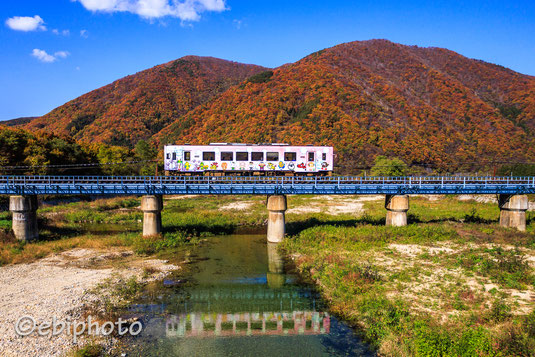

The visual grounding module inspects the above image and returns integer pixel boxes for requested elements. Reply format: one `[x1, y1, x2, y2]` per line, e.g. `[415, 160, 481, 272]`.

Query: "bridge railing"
[1, 176, 534, 195]
[2, 175, 535, 186]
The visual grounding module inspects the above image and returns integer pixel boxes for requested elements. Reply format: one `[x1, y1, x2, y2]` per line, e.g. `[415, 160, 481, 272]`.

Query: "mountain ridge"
[23, 39, 535, 173]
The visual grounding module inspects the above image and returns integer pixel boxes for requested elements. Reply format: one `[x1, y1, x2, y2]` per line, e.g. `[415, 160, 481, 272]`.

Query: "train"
[164, 143, 334, 176]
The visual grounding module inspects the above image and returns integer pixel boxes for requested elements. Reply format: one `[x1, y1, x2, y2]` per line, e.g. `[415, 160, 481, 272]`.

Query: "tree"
[134, 140, 158, 175]
[370, 155, 408, 177]
[134, 139, 157, 161]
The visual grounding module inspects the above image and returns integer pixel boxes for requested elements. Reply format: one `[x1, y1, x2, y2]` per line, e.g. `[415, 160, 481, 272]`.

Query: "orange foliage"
[23, 40, 535, 173]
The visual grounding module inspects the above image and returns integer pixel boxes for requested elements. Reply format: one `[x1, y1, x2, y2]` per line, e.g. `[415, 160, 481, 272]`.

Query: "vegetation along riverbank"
[283, 195, 535, 356]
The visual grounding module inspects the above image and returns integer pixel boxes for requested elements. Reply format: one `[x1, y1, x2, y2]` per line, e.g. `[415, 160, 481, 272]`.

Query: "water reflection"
[166, 311, 330, 337]
[124, 235, 373, 356]
[267, 242, 286, 289]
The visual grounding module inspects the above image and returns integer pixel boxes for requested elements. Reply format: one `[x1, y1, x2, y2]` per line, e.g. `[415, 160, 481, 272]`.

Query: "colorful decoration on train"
[248, 162, 254, 170]
[177, 161, 183, 170]
[307, 162, 315, 171]
[288, 163, 295, 170]
[199, 162, 209, 170]
[267, 162, 276, 170]
[258, 162, 266, 170]
[239, 162, 246, 170]
[231, 162, 236, 170]
[297, 162, 306, 169]
[210, 162, 218, 170]
[221, 162, 228, 170]
[278, 161, 285, 169]
[321, 162, 328, 170]
[184, 162, 191, 170]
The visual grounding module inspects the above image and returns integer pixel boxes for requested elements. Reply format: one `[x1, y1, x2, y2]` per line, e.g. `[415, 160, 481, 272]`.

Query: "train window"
[166, 153, 170, 160]
[203, 152, 215, 161]
[184, 151, 191, 161]
[236, 152, 248, 161]
[221, 152, 233, 161]
[284, 152, 296, 161]
[266, 152, 279, 161]
[251, 152, 264, 161]
[172, 152, 176, 160]
[322, 153, 327, 161]
[308, 152, 315, 161]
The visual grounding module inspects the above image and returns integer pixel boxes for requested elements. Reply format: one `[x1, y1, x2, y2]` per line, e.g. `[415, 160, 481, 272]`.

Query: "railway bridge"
[1, 175, 534, 242]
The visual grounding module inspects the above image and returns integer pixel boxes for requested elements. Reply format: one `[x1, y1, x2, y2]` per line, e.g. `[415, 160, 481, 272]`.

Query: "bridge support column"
[267, 195, 286, 243]
[141, 195, 163, 237]
[498, 194, 528, 231]
[385, 194, 409, 227]
[9, 195, 38, 241]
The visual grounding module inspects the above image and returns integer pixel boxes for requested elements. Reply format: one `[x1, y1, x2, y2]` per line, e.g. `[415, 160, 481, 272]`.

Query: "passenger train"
[164, 143, 334, 176]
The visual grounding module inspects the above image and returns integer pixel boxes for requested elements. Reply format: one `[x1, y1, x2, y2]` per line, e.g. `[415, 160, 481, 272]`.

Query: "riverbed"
[121, 234, 374, 356]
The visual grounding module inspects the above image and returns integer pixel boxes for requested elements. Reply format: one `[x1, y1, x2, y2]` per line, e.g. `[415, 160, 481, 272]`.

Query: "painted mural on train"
[164, 144, 334, 175]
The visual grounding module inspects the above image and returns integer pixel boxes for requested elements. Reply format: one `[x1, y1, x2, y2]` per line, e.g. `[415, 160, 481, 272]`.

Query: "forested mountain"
[156, 40, 535, 172]
[22, 40, 535, 173]
[23, 56, 266, 146]
[1, 117, 37, 126]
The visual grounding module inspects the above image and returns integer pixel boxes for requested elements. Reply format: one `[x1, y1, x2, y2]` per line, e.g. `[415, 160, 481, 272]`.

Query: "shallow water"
[124, 234, 373, 356]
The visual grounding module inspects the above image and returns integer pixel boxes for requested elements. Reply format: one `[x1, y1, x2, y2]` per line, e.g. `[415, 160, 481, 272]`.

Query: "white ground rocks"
[0, 249, 178, 357]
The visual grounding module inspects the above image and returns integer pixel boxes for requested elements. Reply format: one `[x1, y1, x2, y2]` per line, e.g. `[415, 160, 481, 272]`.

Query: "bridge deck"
[1, 175, 534, 195]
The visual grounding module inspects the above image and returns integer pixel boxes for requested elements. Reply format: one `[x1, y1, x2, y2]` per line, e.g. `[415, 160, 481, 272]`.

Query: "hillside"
[156, 40, 535, 173]
[1, 117, 37, 126]
[23, 40, 535, 173]
[24, 56, 266, 146]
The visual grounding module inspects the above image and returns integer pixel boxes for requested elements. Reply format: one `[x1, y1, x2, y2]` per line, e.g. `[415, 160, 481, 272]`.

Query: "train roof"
[165, 143, 331, 147]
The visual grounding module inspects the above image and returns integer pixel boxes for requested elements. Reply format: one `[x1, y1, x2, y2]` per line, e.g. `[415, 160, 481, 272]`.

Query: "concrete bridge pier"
[9, 195, 39, 241]
[498, 194, 528, 231]
[385, 194, 409, 227]
[267, 242, 285, 289]
[267, 195, 287, 243]
[141, 195, 163, 236]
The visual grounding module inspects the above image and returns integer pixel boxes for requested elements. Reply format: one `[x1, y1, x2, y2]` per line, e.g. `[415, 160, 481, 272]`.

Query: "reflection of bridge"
[178, 285, 319, 314]
[166, 311, 330, 338]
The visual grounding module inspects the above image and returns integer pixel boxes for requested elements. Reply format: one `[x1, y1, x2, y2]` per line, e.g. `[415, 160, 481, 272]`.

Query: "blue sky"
[1, 0, 534, 120]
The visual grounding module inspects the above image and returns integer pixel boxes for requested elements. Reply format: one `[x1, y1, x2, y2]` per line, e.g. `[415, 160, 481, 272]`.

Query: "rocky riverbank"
[0, 248, 179, 357]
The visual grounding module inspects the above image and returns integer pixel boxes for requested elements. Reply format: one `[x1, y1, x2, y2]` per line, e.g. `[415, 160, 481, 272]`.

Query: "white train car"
[164, 143, 334, 175]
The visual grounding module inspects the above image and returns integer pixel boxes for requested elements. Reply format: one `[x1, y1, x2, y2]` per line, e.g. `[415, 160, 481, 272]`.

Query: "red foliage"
[23, 40, 535, 173]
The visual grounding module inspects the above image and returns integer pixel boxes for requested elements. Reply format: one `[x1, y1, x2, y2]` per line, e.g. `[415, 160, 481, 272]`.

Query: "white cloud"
[5, 15, 46, 31]
[233, 19, 241, 30]
[52, 29, 70, 36]
[55, 51, 70, 58]
[75, 0, 227, 21]
[31, 49, 70, 63]
[80, 29, 89, 38]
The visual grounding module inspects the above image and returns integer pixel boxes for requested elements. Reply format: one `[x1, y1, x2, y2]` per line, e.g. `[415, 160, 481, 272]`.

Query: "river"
[123, 234, 373, 356]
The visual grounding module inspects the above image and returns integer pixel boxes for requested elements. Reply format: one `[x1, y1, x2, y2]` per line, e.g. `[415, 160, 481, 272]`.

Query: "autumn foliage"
[24, 56, 266, 147]
[21, 40, 535, 173]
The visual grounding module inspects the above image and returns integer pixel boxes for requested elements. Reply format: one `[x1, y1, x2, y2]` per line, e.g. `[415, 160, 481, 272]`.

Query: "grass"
[71, 344, 104, 357]
[282, 196, 535, 356]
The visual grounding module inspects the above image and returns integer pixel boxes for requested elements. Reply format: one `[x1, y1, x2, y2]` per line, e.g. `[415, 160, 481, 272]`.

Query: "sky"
[1, 0, 534, 120]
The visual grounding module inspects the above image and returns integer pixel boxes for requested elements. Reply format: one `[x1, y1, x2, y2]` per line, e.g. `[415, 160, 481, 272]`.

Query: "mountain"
[24, 56, 266, 146]
[2, 117, 37, 126]
[156, 40, 535, 172]
[23, 40, 535, 173]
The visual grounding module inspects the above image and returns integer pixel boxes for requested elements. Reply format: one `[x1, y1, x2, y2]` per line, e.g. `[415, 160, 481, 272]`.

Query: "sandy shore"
[0, 248, 179, 357]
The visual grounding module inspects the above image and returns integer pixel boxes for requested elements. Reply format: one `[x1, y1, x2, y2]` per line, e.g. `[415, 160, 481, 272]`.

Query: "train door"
[181, 149, 191, 172]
